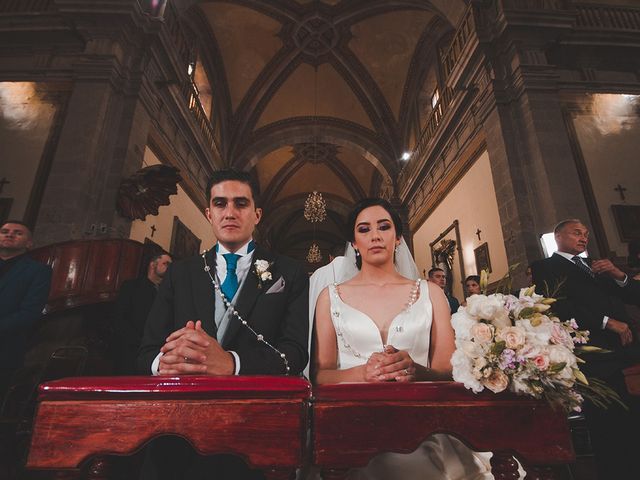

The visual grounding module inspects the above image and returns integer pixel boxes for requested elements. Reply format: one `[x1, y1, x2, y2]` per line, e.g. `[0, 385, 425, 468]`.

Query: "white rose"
[451, 350, 484, 393]
[255, 260, 269, 272]
[516, 318, 553, 347]
[451, 310, 476, 341]
[548, 345, 577, 369]
[260, 271, 272, 281]
[466, 295, 508, 324]
[547, 345, 578, 386]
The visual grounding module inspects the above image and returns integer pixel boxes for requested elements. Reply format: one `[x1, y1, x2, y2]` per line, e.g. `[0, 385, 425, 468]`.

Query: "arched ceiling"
[187, 0, 466, 268]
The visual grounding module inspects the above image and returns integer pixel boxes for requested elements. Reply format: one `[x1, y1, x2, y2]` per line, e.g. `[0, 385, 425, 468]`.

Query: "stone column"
[477, 6, 593, 284]
[34, 6, 153, 245]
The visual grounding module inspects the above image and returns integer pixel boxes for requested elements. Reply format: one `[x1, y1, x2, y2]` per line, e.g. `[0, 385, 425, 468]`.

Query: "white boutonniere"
[254, 259, 273, 288]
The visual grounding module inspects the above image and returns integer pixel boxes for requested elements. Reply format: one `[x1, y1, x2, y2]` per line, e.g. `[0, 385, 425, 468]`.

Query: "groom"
[138, 169, 309, 377]
[137, 170, 309, 479]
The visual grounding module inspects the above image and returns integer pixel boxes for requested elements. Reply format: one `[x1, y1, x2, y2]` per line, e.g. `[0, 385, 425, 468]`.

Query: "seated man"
[138, 170, 309, 480]
[532, 218, 640, 479]
[0, 221, 52, 399]
[111, 252, 172, 375]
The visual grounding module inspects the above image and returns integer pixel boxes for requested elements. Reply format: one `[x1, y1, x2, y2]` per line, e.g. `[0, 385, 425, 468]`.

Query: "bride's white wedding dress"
[327, 279, 494, 480]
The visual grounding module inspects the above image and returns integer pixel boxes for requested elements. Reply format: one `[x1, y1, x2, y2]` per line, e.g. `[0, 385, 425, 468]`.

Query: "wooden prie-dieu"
[26, 376, 311, 480]
[27, 376, 574, 479]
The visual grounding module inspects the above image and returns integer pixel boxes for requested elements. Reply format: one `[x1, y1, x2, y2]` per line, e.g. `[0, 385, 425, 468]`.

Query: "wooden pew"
[312, 381, 574, 479]
[27, 378, 575, 479]
[26, 376, 310, 479]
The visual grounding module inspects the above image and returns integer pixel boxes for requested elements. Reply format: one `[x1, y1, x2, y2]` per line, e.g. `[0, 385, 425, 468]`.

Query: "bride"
[311, 198, 496, 480]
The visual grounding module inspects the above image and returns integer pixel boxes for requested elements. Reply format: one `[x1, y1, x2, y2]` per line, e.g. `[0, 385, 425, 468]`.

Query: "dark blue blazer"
[0, 255, 52, 371]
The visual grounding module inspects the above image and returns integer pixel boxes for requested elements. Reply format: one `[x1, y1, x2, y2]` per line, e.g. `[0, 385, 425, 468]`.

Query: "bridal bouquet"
[451, 286, 593, 412]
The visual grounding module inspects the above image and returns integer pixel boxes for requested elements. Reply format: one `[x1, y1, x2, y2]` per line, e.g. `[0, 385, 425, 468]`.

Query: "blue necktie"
[572, 255, 595, 279]
[221, 253, 240, 300]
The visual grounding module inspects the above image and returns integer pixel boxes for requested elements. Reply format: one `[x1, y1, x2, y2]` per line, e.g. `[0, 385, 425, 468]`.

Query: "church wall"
[0, 82, 61, 224]
[129, 146, 214, 255]
[567, 93, 640, 259]
[412, 151, 509, 301]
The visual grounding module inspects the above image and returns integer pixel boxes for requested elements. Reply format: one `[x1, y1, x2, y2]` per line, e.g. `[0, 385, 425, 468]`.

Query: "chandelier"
[306, 242, 322, 263]
[304, 190, 327, 223]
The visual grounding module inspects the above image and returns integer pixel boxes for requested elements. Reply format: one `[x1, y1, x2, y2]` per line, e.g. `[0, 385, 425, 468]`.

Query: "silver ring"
[404, 368, 410, 376]
[184, 356, 188, 362]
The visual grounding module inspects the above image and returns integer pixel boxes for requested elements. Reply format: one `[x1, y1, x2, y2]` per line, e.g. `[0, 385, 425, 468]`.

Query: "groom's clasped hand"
[365, 345, 417, 382]
[159, 320, 234, 375]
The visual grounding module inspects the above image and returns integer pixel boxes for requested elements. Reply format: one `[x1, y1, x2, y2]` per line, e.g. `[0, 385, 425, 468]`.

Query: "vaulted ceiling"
[185, 0, 468, 265]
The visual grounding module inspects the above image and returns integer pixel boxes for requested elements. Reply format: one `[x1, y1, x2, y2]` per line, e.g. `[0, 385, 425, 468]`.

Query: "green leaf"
[548, 362, 567, 374]
[490, 340, 506, 355]
[519, 307, 536, 319]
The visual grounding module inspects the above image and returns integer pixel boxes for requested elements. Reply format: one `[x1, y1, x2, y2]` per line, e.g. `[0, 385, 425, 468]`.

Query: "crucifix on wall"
[150, 225, 157, 238]
[475, 228, 482, 241]
[614, 184, 627, 202]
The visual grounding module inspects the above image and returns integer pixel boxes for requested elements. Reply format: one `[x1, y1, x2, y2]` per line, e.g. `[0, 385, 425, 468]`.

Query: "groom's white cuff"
[151, 352, 161, 375]
[229, 351, 241, 374]
[151, 351, 240, 375]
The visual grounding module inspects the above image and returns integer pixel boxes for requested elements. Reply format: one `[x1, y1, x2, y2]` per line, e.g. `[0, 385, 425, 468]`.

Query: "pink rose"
[550, 323, 573, 349]
[483, 370, 509, 393]
[498, 326, 526, 350]
[533, 354, 549, 371]
[471, 323, 494, 343]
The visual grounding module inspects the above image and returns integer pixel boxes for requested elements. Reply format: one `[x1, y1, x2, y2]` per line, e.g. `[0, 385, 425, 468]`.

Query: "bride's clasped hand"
[364, 345, 417, 382]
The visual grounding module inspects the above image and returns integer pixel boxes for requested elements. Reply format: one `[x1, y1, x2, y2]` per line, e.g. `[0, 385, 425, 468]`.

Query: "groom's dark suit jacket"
[137, 245, 309, 375]
[532, 253, 640, 359]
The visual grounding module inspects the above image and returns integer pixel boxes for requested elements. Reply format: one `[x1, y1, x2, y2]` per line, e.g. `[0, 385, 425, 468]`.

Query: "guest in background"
[112, 252, 172, 375]
[461, 275, 481, 307]
[531, 218, 640, 479]
[428, 267, 460, 313]
[464, 275, 481, 296]
[0, 221, 51, 399]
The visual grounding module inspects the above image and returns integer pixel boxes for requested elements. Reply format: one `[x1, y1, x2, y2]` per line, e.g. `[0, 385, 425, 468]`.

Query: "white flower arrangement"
[253, 259, 273, 287]
[451, 285, 594, 412]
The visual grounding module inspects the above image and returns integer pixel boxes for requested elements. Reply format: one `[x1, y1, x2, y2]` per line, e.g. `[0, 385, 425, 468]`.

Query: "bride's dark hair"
[346, 198, 403, 242]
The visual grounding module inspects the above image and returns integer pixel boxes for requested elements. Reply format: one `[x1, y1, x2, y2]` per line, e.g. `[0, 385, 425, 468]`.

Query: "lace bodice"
[329, 279, 432, 370]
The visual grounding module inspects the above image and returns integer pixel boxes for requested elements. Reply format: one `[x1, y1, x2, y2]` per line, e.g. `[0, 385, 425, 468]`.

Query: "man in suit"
[0, 221, 52, 399]
[532, 218, 640, 479]
[138, 170, 308, 479]
[428, 267, 460, 313]
[112, 252, 172, 375]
